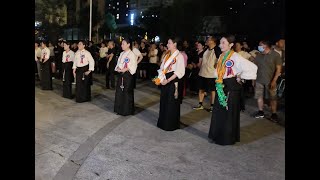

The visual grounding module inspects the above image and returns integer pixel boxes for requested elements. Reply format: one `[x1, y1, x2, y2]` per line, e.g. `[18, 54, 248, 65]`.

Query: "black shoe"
[206, 106, 213, 113]
[254, 111, 264, 118]
[269, 113, 279, 123]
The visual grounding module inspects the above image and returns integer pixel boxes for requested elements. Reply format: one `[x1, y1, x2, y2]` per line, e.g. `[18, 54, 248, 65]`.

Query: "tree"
[35, 0, 66, 24]
[35, 0, 68, 42]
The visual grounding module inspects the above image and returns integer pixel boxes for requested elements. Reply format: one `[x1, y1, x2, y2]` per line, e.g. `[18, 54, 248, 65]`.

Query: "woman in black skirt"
[40, 41, 52, 90]
[62, 41, 75, 99]
[208, 35, 257, 145]
[72, 40, 95, 103]
[155, 37, 185, 131]
[114, 38, 137, 116]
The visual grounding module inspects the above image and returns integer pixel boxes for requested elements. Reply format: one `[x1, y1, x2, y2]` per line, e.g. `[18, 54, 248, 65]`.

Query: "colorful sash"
[215, 50, 234, 108]
[153, 50, 179, 85]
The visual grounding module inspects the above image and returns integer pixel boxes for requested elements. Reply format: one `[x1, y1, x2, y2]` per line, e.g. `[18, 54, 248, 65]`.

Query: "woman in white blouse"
[114, 38, 137, 116]
[40, 41, 52, 90]
[72, 40, 95, 103]
[62, 41, 75, 99]
[156, 37, 185, 131]
[208, 35, 257, 145]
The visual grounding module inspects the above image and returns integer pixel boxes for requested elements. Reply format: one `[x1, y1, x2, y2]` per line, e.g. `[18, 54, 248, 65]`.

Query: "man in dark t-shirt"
[253, 40, 282, 122]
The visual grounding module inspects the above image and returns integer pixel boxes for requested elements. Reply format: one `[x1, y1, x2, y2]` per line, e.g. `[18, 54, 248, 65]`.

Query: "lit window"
[109, 4, 111, 6]
[126, 5, 129, 8]
[152, 15, 154, 17]
[117, 8, 119, 10]
[126, 14, 128, 16]
[142, 15, 144, 18]
[230, 7, 232, 10]
[155, 15, 157, 17]
[117, 2, 119, 5]
[140, 11, 142, 14]
[243, 3, 246, 5]
[272, 1, 275, 4]
[113, 7, 115, 9]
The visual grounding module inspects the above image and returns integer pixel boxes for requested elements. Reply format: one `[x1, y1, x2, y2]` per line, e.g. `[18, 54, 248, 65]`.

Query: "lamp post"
[89, 0, 92, 41]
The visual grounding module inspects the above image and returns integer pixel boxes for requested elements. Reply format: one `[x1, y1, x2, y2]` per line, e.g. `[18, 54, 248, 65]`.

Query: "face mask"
[258, 46, 265, 52]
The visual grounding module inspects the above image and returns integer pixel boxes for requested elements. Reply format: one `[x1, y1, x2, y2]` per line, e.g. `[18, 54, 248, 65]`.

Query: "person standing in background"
[40, 41, 53, 90]
[35, 42, 42, 80]
[62, 41, 75, 99]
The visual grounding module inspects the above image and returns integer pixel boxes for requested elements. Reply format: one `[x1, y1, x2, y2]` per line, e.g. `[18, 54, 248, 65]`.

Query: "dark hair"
[41, 40, 48, 46]
[198, 41, 205, 47]
[134, 39, 141, 45]
[260, 40, 272, 48]
[223, 34, 236, 44]
[207, 36, 218, 44]
[63, 41, 72, 46]
[274, 38, 285, 45]
[101, 41, 107, 46]
[177, 43, 183, 51]
[78, 40, 87, 46]
[168, 36, 181, 47]
[122, 37, 132, 49]
[233, 41, 242, 51]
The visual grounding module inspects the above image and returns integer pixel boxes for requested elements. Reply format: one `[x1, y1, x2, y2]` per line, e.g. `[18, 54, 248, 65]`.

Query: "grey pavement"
[35, 74, 285, 180]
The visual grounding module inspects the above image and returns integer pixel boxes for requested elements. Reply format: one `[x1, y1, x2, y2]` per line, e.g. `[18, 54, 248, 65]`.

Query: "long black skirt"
[62, 62, 73, 99]
[208, 77, 242, 145]
[40, 60, 53, 90]
[75, 65, 91, 103]
[157, 72, 180, 131]
[114, 71, 135, 116]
